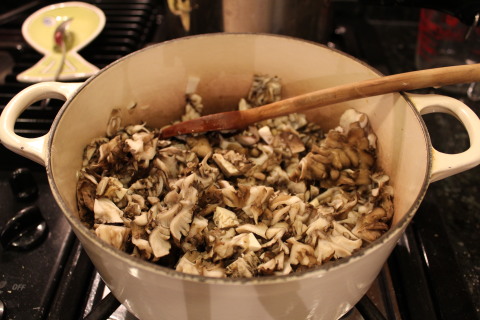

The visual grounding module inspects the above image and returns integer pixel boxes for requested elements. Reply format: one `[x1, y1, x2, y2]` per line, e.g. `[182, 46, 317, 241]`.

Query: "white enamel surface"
[0, 82, 81, 164]
[2, 34, 480, 320]
[407, 93, 480, 182]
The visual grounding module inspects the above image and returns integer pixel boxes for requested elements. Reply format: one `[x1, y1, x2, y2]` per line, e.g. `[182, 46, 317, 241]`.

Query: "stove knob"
[0, 206, 48, 250]
[9, 168, 38, 202]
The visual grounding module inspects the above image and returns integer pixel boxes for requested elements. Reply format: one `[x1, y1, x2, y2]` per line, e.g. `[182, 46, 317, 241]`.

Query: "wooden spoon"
[160, 63, 480, 138]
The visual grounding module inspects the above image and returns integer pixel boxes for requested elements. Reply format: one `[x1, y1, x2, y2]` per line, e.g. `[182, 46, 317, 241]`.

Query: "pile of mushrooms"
[76, 75, 394, 278]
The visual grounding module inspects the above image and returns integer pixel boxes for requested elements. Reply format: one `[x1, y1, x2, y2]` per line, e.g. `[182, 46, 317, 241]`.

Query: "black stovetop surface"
[0, 1, 479, 320]
[343, 5, 480, 319]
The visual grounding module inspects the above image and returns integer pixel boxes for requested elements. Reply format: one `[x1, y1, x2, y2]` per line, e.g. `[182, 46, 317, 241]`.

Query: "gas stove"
[0, 1, 479, 320]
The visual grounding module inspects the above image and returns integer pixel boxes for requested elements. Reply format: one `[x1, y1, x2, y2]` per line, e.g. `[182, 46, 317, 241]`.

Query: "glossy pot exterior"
[2, 34, 480, 320]
[165, 0, 332, 44]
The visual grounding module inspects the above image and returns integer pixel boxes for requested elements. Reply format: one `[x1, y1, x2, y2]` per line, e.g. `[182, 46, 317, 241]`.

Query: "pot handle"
[407, 93, 480, 182]
[0, 82, 82, 166]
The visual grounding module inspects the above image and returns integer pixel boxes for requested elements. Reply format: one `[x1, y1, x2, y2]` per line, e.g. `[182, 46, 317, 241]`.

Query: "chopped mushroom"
[226, 251, 260, 278]
[213, 207, 240, 229]
[93, 198, 124, 223]
[149, 225, 171, 259]
[77, 74, 394, 278]
[95, 225, 130, 250]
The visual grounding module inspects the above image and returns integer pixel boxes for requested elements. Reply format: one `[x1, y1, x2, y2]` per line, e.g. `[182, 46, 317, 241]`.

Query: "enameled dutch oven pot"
[1, 34, 480, 320]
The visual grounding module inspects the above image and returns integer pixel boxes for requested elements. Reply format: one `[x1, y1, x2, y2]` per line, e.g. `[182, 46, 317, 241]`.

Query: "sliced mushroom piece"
[258, 252, 285, 274]
[225, 251, 260, 278]
[129, 169, 167, 199]
[288, 201, 308, 224]
[330, 236, 362, 259]
[235, 223, 268, 238]
[257, 258, 276, 274]
[93, 198, 124, 223]
[329, 221, 362, 258]
[187, 215, 209, 238]
[351, 207, 390, 242]
[314, 239, 335, 263]
[269, 193, 300, 210]
[269, 194, 306, 223]
[236, 126, 260, 146]
[156, 146, 197, 179]
[250, 144, 274, 167]
[76, 173, 97, 218]
[242, 185, 274, 223]
[125, 137, 143, 155]
[134, 212, 149, 226]
[309, 187, 357, 215]
[196, 153, 220, 188]
[265, 222, 289, 240]
[270, 205, 291, 226]
[125, 122, 149, 135]
[95, 225, 130, 250]
[292, 219, 307, 239]
[292, 152, 328, 181]
[149, 225, 171, 259]
[202, 264, 226, 278]
[280, 130, 305, 154]
[339, 108, 368, 134]
[181, 93, 204, 122]
[266, 165, 306, 196]
[306, 215, 330, 235]
[338, 211, 361, 226]
[177, 174, 199, 201]
[258, 126, 274, 145]
[170, 202, 194, 241]
[212, 153, 241, 177]
[98, 135, 122, 164]
[246, 233, 262, 252]
[187, 136, 212, 158]
[106, 109, 122, 137]
[96, 176, 127, 202]
[287, 237, 316, 266]
[238, 98, 252, 111]
[210, 228, 237, 260]
[132, 237, 153, 259]
[371, 173, 390, 197]
[213, 207, 240, 229]
[230, 232, 262, 252]
[82, 138, 108, 165]
[125, 132, 158, 167]
[213, 150, 253, 177]
[156, 203, 180, 228]
[176, 254, 201, 275]
[123, 201, 142, 219]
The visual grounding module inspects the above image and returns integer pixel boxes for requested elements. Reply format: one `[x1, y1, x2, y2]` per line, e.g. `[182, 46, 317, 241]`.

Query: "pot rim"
[46, 33, 432, 285]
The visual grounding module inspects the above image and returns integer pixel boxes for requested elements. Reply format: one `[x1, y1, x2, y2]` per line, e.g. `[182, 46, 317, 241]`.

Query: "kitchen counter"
[331, 3, 480, 318]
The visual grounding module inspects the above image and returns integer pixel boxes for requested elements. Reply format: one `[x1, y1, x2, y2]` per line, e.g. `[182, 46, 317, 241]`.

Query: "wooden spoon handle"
[160, 63, 480, 138]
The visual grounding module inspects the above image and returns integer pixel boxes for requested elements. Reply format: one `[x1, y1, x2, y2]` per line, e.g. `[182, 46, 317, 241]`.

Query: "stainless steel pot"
[1, 33, 479, 320]
[165, 0, 333, 43]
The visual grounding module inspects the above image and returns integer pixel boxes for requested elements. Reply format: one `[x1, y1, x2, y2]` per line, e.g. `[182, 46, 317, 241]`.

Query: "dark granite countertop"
[331, 3, 480, 318]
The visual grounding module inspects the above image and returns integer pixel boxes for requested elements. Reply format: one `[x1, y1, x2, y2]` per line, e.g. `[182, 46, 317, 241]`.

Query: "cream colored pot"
[1, 34, 480, 320]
